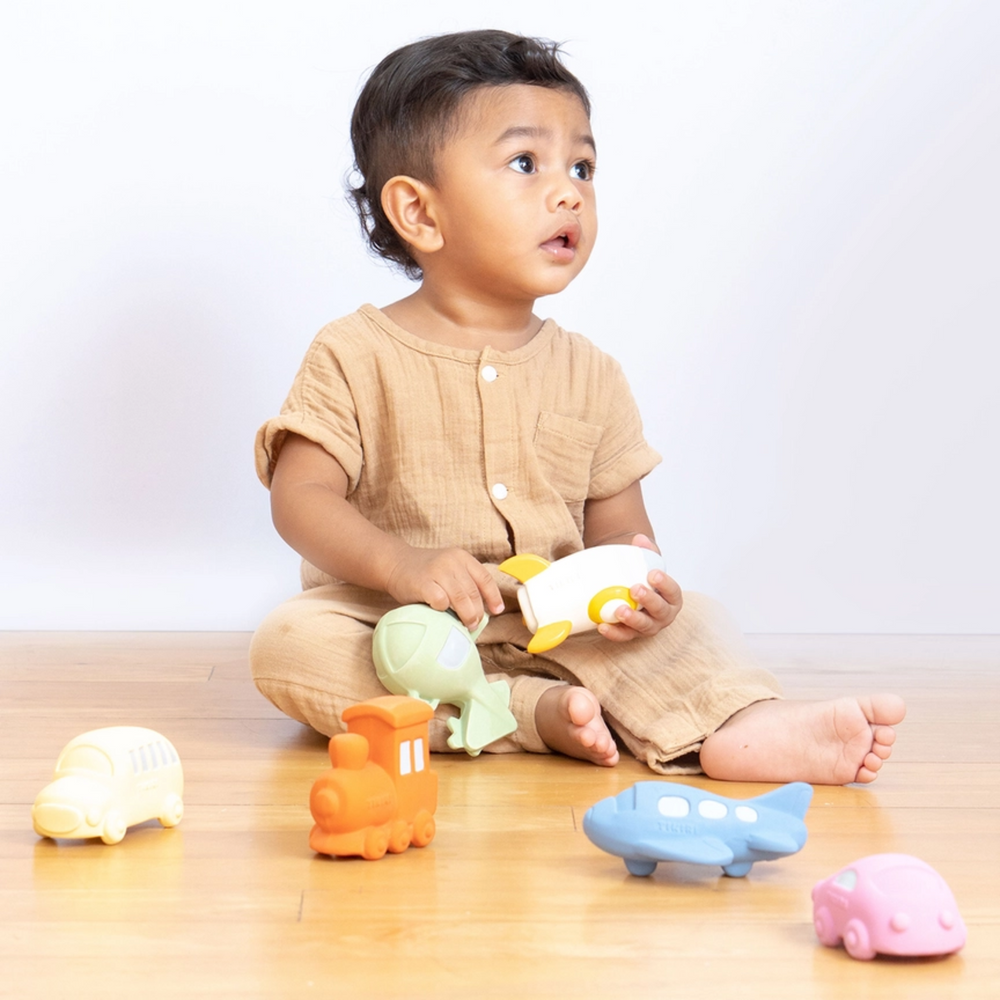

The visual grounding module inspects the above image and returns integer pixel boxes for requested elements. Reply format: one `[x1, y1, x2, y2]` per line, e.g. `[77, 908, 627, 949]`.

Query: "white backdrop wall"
[1, 0, 997, 633]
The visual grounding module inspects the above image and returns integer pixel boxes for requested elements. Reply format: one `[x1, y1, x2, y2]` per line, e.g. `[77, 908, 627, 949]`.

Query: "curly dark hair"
[348, 29, 590, 279]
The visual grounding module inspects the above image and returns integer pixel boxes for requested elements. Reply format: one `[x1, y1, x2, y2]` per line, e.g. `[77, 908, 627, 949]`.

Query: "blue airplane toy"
[582, 781, 813, 878]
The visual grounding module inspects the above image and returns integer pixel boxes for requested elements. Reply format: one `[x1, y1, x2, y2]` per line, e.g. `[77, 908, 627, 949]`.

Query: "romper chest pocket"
[533, 411, 604, 504]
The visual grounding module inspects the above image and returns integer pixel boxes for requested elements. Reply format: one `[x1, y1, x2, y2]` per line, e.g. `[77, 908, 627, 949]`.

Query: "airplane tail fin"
[753, 782, 813, 819]
[454, 685, 517, 753]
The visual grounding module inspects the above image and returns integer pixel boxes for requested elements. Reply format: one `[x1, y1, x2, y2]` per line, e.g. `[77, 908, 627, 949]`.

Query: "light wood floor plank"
[1, 632, 997, 998]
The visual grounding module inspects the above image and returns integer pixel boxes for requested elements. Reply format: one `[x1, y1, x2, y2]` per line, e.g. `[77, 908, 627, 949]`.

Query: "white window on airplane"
[414, 738, 425, 772]
[399, 740, 412, 776]
[657, 796, 690, 818]
[698, 800, 728, 820]
[735, 806, 758, 823]
[437, 627, 471, 670]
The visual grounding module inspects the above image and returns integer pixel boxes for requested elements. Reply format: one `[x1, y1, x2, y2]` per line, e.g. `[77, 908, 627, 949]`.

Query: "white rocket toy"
[499, 545, 665, 653]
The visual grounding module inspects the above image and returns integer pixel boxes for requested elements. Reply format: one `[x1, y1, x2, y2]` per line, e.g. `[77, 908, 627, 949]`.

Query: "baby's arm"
[269, 433, 504, 629]
[582, 480, 683, 641]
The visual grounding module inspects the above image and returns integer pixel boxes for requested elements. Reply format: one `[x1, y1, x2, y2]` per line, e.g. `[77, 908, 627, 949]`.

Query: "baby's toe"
[873, 724, 897, 747]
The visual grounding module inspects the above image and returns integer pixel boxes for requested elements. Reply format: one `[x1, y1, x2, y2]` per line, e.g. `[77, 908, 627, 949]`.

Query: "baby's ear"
[381, 176, 443, 256]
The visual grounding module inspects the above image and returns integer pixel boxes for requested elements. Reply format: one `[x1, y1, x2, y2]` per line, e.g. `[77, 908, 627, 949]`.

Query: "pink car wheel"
[813, 907, 839, 947]
[843, 918, 876, 960]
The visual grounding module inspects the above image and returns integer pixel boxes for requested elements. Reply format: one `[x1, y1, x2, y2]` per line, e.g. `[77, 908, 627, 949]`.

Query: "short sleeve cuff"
[588, 442, 662, 500]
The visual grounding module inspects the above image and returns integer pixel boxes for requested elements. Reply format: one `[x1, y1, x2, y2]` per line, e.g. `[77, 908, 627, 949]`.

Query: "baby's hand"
[385, 547, 505, 631]
[596, 534, 683, 643]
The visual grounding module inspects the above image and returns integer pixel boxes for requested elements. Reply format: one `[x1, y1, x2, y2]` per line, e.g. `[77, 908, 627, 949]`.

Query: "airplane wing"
[405, 689, 439, 710]
[633, 835, 734, 866]
[746, 831, 802, 854]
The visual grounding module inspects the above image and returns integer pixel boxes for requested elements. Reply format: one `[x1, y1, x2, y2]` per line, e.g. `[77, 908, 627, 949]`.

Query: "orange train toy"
[309, 696, 438, 860]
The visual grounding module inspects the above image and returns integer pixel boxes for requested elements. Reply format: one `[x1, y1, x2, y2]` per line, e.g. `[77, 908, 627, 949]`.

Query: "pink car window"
[834, 869, 858, 890]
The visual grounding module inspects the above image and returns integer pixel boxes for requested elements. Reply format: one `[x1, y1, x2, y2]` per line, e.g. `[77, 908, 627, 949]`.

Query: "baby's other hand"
[597, 534, 683, 642]
[385, 547, 505, 631]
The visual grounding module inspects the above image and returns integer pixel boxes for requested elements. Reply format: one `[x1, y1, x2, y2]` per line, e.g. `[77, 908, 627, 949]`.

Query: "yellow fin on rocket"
[527, 620, 573, 654]
[498, 553, 551, 583]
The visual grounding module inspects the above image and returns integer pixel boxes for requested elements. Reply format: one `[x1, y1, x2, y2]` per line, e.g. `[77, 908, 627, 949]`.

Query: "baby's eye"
[571, 159, 596, 181]
[509, 154, 536, 174]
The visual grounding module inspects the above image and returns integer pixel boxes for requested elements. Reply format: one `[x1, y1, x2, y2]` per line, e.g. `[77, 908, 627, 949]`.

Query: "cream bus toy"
[32, 726, 184, 844]
[499, 545, 666, 653]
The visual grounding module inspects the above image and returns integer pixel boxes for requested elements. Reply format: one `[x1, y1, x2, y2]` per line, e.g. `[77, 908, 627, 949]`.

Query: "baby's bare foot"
[535, 686, 620, 767]
[699, 694, 906, 785]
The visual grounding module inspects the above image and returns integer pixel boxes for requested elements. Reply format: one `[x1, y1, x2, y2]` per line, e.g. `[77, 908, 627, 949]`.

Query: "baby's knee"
[248, 602, 314, 728]
[248, 596, 385, 735]
[249, 599, 304, 684]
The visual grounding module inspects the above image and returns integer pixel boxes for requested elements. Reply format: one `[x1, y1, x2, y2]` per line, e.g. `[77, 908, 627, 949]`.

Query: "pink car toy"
[812, 853, 966, 959]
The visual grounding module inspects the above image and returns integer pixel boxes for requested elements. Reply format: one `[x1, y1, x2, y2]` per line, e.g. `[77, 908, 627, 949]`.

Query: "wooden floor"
[1, 632, 998, 999]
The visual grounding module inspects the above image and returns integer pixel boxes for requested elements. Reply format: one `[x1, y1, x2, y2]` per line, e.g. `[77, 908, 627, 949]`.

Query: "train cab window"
[399, 738, 428, 776]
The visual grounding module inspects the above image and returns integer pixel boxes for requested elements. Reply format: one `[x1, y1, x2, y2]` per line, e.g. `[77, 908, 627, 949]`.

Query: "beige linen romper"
[251, 306, 780, 773]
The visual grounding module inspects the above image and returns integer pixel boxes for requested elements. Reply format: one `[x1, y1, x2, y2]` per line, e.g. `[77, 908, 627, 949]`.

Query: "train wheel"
[388, 820, 411, 854]
[410, 810, 436, 848]
[362, 826, 389, 860]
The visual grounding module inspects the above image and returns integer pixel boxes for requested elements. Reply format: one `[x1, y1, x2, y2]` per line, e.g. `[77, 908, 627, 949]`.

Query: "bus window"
[59, 745, 114, 777]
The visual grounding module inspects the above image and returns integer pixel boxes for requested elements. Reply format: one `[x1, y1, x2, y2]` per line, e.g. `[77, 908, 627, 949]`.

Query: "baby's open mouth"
[542, 224, 580, 255]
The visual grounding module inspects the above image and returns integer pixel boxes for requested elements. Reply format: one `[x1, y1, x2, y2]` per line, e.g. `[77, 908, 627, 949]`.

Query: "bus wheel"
[101, 811, 127, 845]
[159, 794, 184, 827]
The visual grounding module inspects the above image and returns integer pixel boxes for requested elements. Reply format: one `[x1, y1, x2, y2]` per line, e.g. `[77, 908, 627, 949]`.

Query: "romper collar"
[359, 303, 559, 366]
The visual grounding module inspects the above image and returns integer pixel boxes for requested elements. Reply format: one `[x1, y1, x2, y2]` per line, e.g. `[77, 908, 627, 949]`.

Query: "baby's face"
[422, 84, 598, 303]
